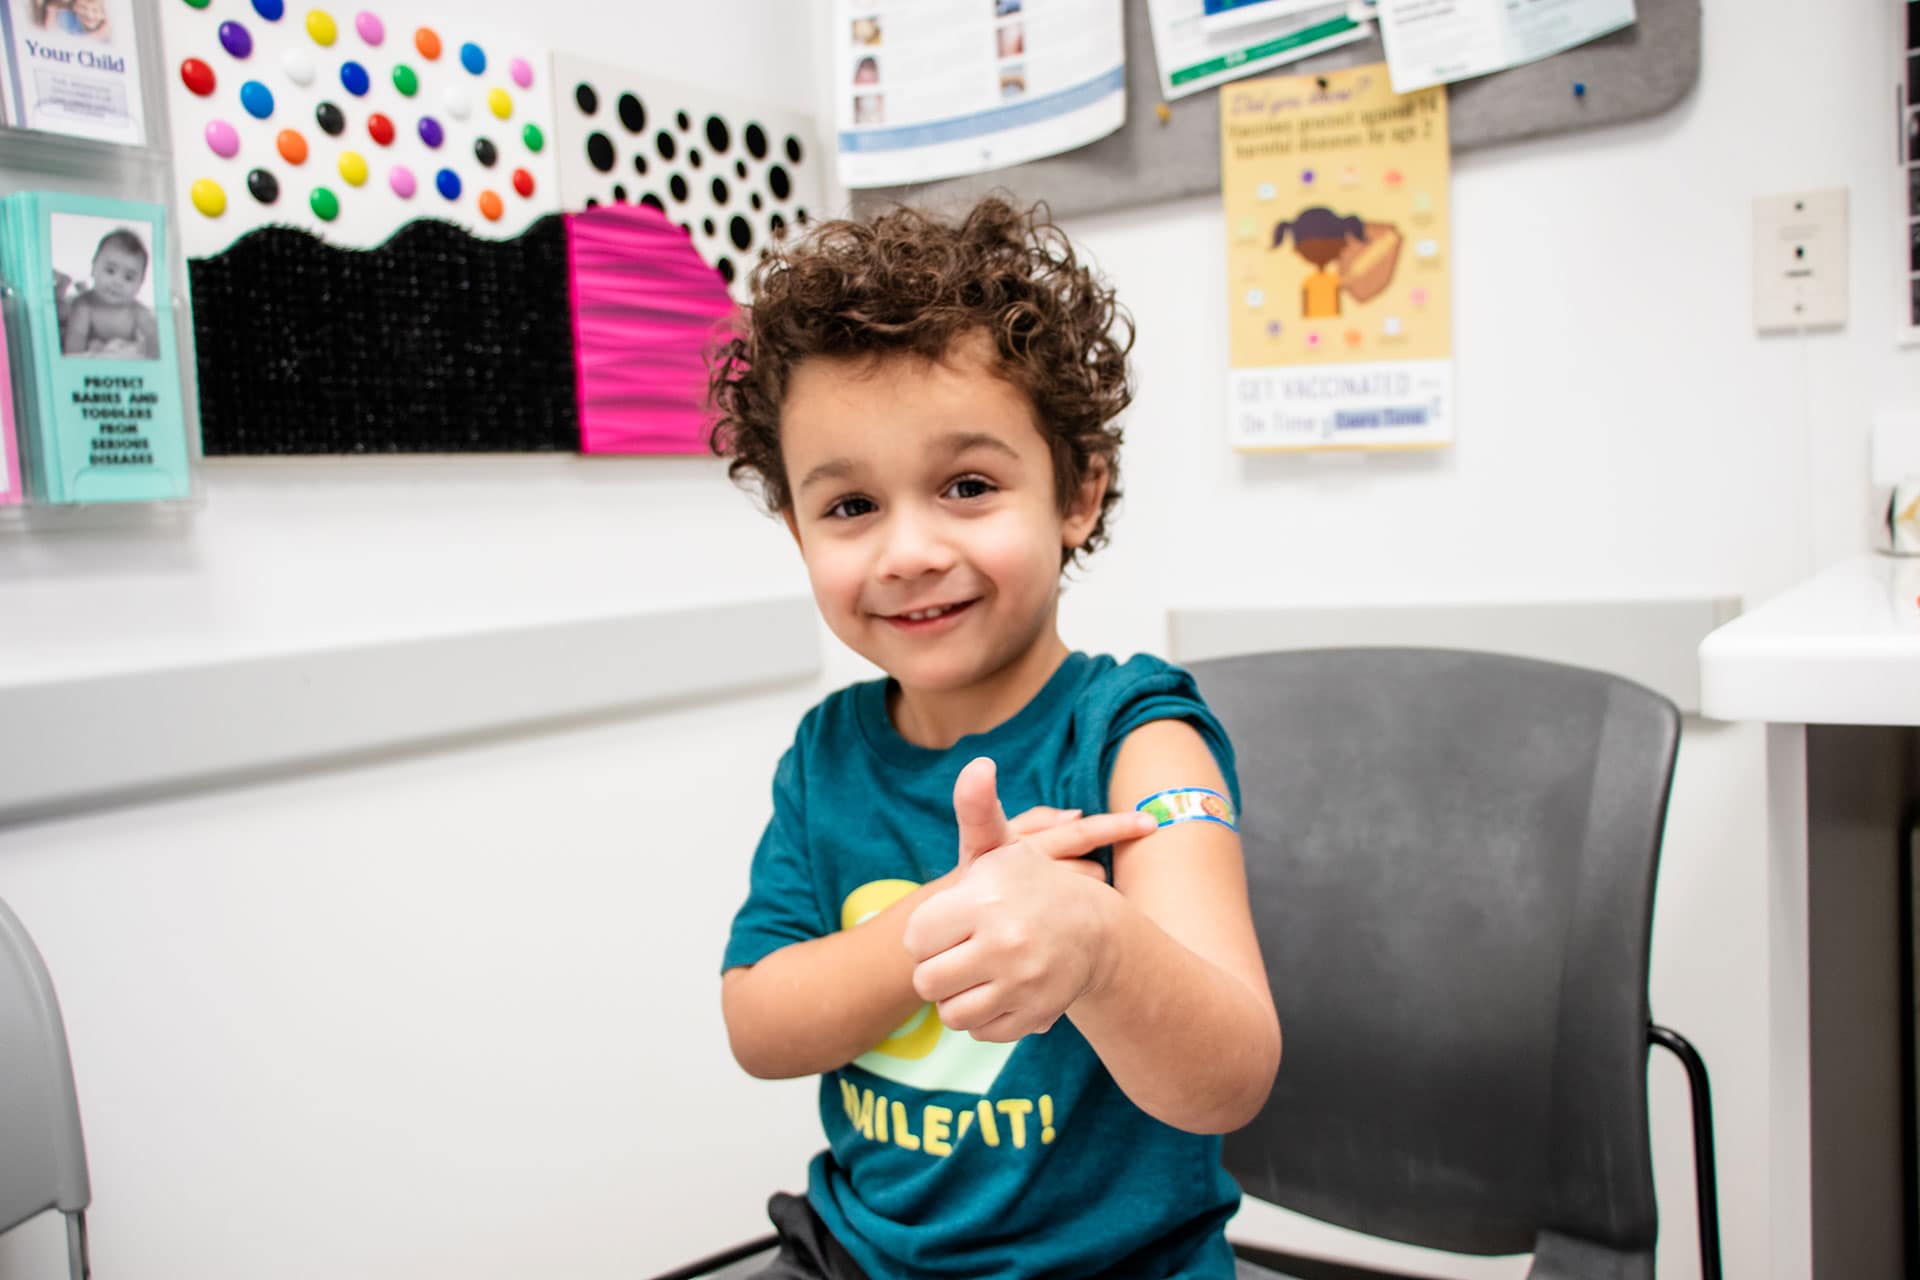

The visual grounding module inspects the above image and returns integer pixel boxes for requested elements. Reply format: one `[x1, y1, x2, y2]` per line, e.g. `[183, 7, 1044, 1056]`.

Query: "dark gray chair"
[0, 897, 92, 1279]
[1191, 649, 1719, 1280]
[658, 647, 1720, 1280]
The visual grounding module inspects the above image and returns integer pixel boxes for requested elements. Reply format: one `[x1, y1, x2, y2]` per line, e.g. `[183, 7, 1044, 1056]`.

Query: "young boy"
[59, 227, 158, 359]
[708, 199, 1281, 1279]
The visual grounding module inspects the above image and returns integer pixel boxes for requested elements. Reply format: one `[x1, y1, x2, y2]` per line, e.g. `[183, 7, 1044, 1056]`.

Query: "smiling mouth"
[881, 599, 979, 627]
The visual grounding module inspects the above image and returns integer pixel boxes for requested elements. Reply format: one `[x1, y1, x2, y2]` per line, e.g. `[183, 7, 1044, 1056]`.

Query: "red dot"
[181, 58, 216, 96]
[511, 168, 533, 198]
[367, 112, 395, 146]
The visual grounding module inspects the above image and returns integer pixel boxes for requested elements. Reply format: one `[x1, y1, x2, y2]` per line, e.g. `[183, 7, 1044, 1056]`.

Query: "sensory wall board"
[850, 0, 1700, 221]
[161, 0, 573, 455]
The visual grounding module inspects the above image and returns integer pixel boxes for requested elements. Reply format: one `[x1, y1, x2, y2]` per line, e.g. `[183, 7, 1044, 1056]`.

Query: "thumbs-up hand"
[903, 757, 1157, 1042]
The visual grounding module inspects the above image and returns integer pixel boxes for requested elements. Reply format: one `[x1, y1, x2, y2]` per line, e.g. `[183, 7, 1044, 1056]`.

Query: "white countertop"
[1699, 555, 1920, 725]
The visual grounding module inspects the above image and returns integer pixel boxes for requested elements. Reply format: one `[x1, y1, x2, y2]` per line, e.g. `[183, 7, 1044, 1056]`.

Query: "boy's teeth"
[903, 605, 953, 620]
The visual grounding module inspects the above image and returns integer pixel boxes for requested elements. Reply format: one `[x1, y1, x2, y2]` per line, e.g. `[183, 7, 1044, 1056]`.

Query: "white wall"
[2, 0, 1914, 1276]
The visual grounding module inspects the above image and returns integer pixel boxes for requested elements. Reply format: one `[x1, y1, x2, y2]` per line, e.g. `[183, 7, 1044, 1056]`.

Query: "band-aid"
[1135, 787, 1237, 831]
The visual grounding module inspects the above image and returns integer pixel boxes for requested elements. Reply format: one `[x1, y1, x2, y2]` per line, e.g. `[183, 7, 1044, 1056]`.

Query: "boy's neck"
[886, 630, 1072, 750]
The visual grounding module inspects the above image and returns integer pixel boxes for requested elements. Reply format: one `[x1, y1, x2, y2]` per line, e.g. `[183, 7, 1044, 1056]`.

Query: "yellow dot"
[337, 150, 368, 186]
[306, 8, 336, 45]
[190, 177, 227, 217]
[486, 87, 511, 119]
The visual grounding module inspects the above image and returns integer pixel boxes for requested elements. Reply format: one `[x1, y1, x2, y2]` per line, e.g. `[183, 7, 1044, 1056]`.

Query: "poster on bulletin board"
[1220, 63, 1452, 451]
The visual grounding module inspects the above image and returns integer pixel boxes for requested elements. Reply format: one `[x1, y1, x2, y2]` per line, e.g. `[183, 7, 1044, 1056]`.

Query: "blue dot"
[435, 167, 461, 199]
[339, 60, 369, 96]
[459, 42, 485, 74]
[250, 0, 284, 18]
[239, 80, 274, 118]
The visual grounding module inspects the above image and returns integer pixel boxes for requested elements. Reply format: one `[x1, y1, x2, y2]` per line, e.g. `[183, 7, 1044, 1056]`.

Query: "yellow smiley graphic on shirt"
[843, 879, 1018, 1096]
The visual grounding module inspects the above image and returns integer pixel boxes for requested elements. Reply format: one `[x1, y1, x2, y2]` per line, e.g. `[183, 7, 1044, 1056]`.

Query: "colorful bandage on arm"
[1134, 787, 1237, 831]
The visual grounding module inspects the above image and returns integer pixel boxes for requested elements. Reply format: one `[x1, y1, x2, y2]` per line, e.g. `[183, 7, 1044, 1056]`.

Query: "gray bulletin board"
[850, 0, 1700, 221]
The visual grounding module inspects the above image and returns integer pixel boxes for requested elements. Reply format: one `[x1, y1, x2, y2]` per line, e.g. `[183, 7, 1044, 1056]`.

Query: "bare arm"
[62, 298, 92, 355]
[1070, 720, 1280, 1133]
[722, 804, 1143, 1079]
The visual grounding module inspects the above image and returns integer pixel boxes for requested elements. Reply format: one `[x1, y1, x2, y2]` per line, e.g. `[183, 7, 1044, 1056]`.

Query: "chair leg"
[1650, 1024, 1722, 1280]
[64, 1210, 89, 1280]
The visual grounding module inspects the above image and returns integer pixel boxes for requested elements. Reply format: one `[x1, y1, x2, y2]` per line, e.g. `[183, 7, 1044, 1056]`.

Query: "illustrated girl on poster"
[1271, 207, 1403, 319]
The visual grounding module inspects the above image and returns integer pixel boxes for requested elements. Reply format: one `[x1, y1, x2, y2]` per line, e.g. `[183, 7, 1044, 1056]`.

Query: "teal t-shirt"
[724, 652, 1245, 1280]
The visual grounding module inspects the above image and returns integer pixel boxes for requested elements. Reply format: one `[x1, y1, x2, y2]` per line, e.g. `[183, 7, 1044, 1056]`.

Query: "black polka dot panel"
[555, 57, 824, 300]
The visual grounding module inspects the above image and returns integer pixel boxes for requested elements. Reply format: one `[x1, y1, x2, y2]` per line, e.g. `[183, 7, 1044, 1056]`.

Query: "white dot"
[444, 87, 472, 120]
[1256, 183, 1275, 201]
[1415, 238, 1439, 258]
[1244, 288, 1264, 308]
[283, 48, 315, 87]
[1383, 316, 1402, 336]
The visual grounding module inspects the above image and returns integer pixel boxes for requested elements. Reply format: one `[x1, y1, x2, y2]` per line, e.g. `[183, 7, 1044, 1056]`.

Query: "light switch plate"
[1754, 188, 1849, 332]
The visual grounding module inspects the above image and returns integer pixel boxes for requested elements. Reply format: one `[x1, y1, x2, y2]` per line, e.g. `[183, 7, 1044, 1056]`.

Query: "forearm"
[723, 873, 952, 1079]
[1070, 893, 1280, 1134]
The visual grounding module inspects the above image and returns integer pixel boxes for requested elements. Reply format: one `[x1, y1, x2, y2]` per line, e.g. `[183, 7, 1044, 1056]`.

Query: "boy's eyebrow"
[794, 433, 1020, 494]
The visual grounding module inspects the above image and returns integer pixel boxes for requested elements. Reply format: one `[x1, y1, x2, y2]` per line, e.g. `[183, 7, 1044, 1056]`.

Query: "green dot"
[521, 122, 544, 153]
[309, 186, 340, 220]
[182, 0, 211, 8]
[392, 64, 418, 96]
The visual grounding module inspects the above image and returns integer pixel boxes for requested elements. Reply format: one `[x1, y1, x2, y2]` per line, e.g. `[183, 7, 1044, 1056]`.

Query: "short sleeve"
[721, 743, 827, 972]
[1091, 660, 1242, 815]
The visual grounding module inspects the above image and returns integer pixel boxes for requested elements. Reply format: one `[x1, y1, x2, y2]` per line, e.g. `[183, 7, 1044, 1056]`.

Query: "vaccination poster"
[1221, 63, 1452, 451]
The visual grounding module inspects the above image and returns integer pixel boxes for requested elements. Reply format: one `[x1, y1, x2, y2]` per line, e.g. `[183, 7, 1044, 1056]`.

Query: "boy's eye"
[945, 475, 996, 500]
[825, 495, 876, 519]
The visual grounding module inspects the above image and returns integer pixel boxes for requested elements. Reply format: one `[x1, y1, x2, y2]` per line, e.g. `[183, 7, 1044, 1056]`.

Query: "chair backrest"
[1189, 649, 1679, 1267]
[0, 897, 91, 1235]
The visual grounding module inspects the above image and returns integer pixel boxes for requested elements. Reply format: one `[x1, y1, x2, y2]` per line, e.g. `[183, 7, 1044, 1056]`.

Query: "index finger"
[1020, 809, 1158, 862]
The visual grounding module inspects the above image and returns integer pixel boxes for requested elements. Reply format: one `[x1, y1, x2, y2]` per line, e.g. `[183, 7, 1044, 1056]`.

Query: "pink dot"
[388, 165, 416, 197]
[204, 119, 241, 157]
[1410, 287, 1429, 307]
[355, 11, 384, 44]
[508, 57, 532, 88]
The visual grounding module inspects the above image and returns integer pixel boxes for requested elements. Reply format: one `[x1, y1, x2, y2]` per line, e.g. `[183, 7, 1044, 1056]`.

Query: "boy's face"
[90, 244, 145, 305]
[780, 331, 1103, 695]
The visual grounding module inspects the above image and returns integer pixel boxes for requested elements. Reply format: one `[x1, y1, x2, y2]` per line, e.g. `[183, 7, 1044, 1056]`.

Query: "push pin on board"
[1573, 81, 1587, 99]
[1156, 101, 1171, 124]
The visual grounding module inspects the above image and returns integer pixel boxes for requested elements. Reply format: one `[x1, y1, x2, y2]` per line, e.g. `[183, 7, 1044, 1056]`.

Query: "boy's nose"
[875, 508, 958, 581]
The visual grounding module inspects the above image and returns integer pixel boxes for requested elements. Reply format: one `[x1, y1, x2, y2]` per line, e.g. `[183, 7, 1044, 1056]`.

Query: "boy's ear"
[1061, 456, 1110, 550]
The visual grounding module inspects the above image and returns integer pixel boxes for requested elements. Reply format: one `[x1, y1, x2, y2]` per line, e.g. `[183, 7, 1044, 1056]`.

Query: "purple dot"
[417, 116, 443, 148]
[1301, 169, 1315, 184]
[204, 119, 240, 157]
[354, 10, 384, 44]
[509, 57, 532, 88]
[388, 165, 416, 198]
[218, 20, 253, 58]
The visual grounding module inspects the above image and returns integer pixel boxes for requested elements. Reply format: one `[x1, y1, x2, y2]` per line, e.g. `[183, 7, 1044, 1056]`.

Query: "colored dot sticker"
[190, 177, 227, 217]
[354, 10, 383, 44]
[508, 57, 532, 88]
[337, 150, 368, 185]
[204, 120, 240, 157]
[388, 165, 416, 197]
[276, 129, 308, 163]
[511, 167, 533, 197]
[251, 0, 286, 18]
[366, 112, 394, 145]
[283, 47, 315, 85]
[1384, 169, 1404, 186]
[521, 122, 543, 152]
[417, 116, 443, 148]
[339, 60, 368, 95]
[183, 0, 211, 7]
[1306, 332, 1322, 347]
[414, 27, 441, 59]
[435, 167, 460, 199]
[218, 21, 253, 58]
[458, 42, 484, 74]
[1300, 169, 1315, 184]
[1344, 329, 1363, 347]
[1256, 182, 1275, 201]
[1383, 317, 1403, 337]
[309, 186, 340, 220]
[180, 58, 215, 96]
[247, 168, 279, 203]
[477, 189, 503, 221]
[1266, 320, 1282, 337]
[240, 80, 274, 118]
[392, 64, 418, 95]
[314, 101, 344, 134]
[486, 87, 511, 119]
[306, 8, 336, 45]
[473, 137, 496, 166]
[443, 87, 470, 120]
[1410, 287, 1429, 307]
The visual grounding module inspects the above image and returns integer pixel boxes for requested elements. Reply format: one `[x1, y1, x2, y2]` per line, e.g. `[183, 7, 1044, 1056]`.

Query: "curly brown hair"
[706, 197, 1134, 565]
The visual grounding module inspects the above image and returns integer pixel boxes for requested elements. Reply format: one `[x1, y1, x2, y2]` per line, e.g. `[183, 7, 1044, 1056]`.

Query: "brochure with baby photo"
[0, 0, 147, 145]
[1, 190, 188, 502]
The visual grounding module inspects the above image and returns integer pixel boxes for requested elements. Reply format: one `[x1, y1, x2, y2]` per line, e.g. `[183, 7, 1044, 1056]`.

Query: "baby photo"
[51, 211, 160, 360]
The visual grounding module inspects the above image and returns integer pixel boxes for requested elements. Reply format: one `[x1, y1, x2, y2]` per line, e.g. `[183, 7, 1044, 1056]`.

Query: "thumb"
[952, 756, 1012, 871]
